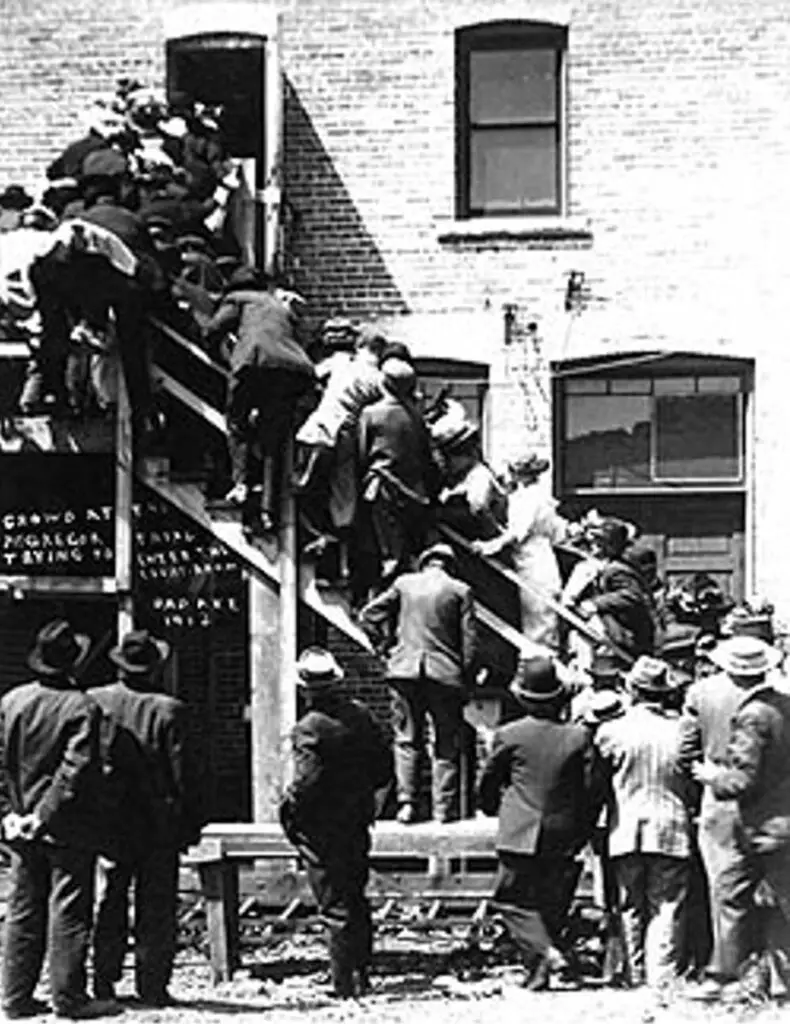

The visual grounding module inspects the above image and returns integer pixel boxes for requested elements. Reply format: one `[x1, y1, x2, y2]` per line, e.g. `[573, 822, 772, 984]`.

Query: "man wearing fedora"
[88, 630, 204, 1007]
[280, 648, 392, 999]
[0, 619, 121, 1020]
[689, 635, 790, 1002]
[360, 542, 478, 824]
[595, 655, 694, 993]
[478, 657, 602, 989]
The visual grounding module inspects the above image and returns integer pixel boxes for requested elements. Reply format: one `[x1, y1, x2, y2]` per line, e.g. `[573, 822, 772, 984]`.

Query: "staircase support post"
[249, 439, 299, 822]
[115, 366, 134, 636]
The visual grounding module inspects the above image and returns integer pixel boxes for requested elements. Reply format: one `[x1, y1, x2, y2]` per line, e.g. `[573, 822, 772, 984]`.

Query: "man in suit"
[89, 630, 204, 1007]
[678, 635, 782, 1000]
[357, 357, 440, 598]
[692, 636, 790, 1003]
[0, 620, 120, 1020]
[574, 518, 655, 663]
[595, 656, 695, 992]
[478, 657, 601, 989]
[280, 648, 393, 999]
[360, 542, 478, 824]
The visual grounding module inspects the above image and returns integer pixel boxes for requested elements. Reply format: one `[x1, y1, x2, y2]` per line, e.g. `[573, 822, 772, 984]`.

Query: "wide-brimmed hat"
[508, 453, 550, 482]
[417, 543, 455, 571]
[626, 655, 674, 696]
[28, 619, 91, 678]
[583, 690, 626, 727]
[109, 630, 170, 675]
[295, 647, 344, 688]
[590, 517, 631, 557]
[81, 148, 129, 180]
[590, 646, 624, 680]
[708, 636, 781, 678]
[430, 400, 480, 454]
[510, 657, 566, 705]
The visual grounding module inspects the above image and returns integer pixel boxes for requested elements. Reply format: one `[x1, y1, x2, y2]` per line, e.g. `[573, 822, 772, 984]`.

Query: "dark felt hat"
[508, 453, 550, 482]
[81, 148, 129, 179]
[510, 657, 566, 705]
[0, 185, 34, 211]
[109, 630, 170, 675]
[28, 619, 91, 678]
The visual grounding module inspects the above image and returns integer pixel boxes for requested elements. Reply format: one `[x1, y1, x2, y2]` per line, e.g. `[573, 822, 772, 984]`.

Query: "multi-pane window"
[455, 21, 566, 218]
[561, 376, 745, 491]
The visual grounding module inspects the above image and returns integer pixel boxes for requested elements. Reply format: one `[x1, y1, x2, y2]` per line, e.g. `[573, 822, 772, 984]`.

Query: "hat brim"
[296, 667, 344, 688]
[708, 646, 782, 676]
[509, 680, 567, 704]
[108, 638, 171, 674]
[417, 549, 455, 570]
[27, 633, 91, 677]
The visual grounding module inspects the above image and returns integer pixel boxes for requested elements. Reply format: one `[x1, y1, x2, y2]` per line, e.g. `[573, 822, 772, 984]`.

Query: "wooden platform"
[186, 818, 500, 983]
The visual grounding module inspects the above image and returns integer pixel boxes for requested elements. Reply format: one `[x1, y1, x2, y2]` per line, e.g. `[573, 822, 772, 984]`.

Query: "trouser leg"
[225, 371, 253, 487]
[134, 848, 180, 1000]
[1, 846, 49, 1011]
[424, 682, 463, 823]
[614, 853, 648, 987]
[388, 679, 425, 815]
[47, 845, 96, 1013]
[643, 854, 689, 989]
[760, 849, 790, 998]
[29, 250, 71, 403]
[92, 857, 134, 990]
[491, 853, 556, 965]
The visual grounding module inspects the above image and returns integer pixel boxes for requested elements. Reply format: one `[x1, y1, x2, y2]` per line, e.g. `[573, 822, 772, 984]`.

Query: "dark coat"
[360, 565, 478, 688]
[358, 393, 440, 504]
[280, 695, 393, 853]
[46, 133, 109, 181]
[74, 197, 166, 293]
[478, 713, 600, 856]
[711, 686, 790, 851]
[591, 558, 655, 658]
[88, 682, 205, 851]
[204, 288, 316, 381]
[0, 678, 100, 852]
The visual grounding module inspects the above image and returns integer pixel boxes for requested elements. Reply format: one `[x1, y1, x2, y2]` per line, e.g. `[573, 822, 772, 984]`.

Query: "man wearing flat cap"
[0, 619, 121, 1020]
[360, 542, 479, 824]
[690, 636, 790, 1002]
[88, 630, 204, 1007]
[356, 356, 440, 599]
[595, 655, 694, 992]
[478, 657, 603, 989]
[280, 648, 393, 998]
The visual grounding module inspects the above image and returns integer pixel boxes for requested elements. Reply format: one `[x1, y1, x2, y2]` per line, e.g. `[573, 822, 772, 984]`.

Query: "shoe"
[2, 998, 50, 1019]
[396, 805, 416, 825]
[53, 998, 122, 1019]
[355, 967, 371, 997]
[224, 483, 248, 506]
[684, 978, 728, 1002]
[136, 992, 178, 1008]
[92, 983, 114, 1003]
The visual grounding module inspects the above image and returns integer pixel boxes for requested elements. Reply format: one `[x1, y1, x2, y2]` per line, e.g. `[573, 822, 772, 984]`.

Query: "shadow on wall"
[283, 77, 410, 323]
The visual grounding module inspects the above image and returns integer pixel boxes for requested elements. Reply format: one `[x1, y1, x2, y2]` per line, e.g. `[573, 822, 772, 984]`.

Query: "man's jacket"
[478, 713, 601, 856]
[88, 682, 206, 852]
[0, 678, 100, 851]
[361, 565, 478, 688]
[357, 393, 438, 504]
[280, 695, 393, 853]
[592, 558, 655, 658]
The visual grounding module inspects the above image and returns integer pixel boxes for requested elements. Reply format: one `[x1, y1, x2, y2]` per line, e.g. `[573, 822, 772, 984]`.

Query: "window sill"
[438, 215, 593, 247]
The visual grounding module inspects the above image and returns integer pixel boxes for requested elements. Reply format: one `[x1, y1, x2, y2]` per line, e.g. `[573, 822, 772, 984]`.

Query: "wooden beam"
[149, 317, 230, 379]
[114, 367, 133, 635]
[249, 575, 283, 824]
[278, 439, 298, 788]
[153, 367, 228, 434]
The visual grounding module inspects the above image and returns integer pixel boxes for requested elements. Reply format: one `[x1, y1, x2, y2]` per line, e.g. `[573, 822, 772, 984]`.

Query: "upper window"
[455, 21, 567, 219]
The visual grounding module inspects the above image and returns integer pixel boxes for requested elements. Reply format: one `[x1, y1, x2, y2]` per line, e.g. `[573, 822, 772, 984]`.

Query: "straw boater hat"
[28, 620, 91, 678]
[417, 542, 455, 571]
[295, 647, 344, 689]
[708, 636, 781, 677]
[583, 690, 626, 727]
[509, 657, 566, 705]
[109, 630, 170, 675]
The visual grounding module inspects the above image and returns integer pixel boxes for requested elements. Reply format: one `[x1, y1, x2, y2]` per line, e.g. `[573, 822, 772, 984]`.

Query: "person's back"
[224, 288, 314, 377]
[359, 391, 434, 498]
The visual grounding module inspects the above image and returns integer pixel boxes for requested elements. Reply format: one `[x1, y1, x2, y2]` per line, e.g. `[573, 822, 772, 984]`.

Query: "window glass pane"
[564, 379, 608, 395]
[470, 127, 557, 212]
[697, 375, 741, 394]
[655, 395, 740, 480]
[470, 49, 557, 125]
[419, 378, 485, 430]
[610, 378, 652, 395]
[564, 395, 651, 489]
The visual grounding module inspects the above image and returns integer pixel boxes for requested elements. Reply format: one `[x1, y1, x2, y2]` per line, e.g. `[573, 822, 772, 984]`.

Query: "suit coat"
[478, 713, 599, 856]
[361, 565, 478, 688]
[0, 678, 100, 851]
[591, 558, 655, 658]
[88, 681, 205, 851]
[280, 694, 393, 851]
[711, 686, 790, 850]
[357, 393, 439, 503]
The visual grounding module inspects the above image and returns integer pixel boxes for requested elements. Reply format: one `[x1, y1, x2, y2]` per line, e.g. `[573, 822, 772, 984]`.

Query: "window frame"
[455, 20, 567, 220]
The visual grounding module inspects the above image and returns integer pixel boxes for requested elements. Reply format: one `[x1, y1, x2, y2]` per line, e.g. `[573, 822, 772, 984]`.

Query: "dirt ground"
[111, 934, 788, 1024]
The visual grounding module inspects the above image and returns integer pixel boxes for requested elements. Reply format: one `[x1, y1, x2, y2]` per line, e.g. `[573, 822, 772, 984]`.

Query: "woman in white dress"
[473, 454, 567, 647]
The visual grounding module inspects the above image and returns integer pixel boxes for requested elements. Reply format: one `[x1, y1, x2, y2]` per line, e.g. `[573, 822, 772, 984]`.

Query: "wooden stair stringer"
[137, 466, 373, 651]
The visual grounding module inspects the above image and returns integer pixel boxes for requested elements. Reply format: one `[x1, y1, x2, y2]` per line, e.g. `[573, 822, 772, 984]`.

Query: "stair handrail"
[436, 522, 635, 665]
[149, 315, 230, 380]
